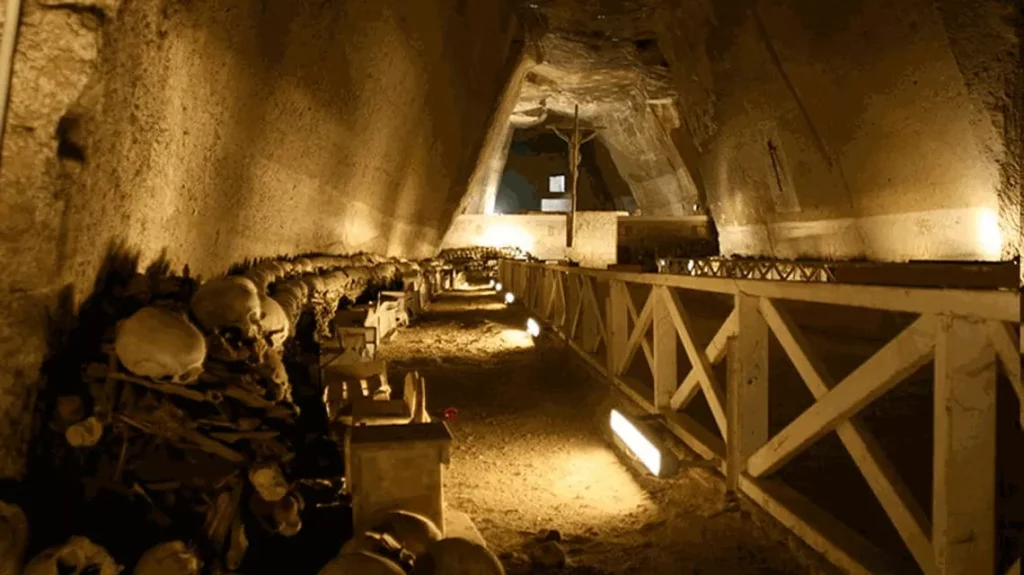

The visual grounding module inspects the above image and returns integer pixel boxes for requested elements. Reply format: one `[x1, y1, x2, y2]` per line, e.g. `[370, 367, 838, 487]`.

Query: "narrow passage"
[380, 289, 838, 574]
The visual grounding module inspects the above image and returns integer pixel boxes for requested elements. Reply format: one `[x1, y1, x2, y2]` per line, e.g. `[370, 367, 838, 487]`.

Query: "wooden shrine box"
[343, 421, 453, 534]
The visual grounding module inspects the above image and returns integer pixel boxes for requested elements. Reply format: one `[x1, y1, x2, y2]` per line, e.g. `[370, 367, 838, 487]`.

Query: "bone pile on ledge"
[437, 246, 533, 279]
[7, 252, 444, 575]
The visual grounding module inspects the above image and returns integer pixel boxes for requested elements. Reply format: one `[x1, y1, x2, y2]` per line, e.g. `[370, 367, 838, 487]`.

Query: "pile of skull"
[318, 510, 505, 575]
[437, 246, 530, 264]
[1, 252, 451, 575]
[437, 246, 531, 283]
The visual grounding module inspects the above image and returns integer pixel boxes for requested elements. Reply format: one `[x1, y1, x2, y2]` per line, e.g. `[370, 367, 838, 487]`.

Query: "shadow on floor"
[378, 289, 840, 575]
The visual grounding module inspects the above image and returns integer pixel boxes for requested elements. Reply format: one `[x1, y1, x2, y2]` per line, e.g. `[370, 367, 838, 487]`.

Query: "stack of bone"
[6, 252, 440, 575]
[437, 247, 530, 285]
[318, 510, 505, 575]
[437, 247, 530, 269]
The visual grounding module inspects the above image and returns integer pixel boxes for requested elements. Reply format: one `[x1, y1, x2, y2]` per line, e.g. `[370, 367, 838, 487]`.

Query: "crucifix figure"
[552, 104, 598, 249]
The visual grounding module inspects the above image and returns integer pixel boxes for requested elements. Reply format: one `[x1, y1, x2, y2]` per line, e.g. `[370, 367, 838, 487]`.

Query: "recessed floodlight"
[609, 409, 679, 477]
[504, 292, 515, 305]
[526, 318, 541, 338]
[495, 282, 503, 292]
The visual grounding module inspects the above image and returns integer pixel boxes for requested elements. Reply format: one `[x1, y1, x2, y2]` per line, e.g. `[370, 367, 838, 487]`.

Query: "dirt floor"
[379, 289, 842, 575]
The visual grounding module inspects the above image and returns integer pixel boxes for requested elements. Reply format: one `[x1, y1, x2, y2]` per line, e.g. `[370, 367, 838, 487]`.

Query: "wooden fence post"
[933, 315, 996, 575]
[653, 286, 677, 409]
[607, 281, 629, 377]
[726, 293, 769, 492]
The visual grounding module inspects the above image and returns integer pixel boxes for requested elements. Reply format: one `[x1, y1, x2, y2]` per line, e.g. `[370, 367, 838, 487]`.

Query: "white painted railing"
[499, 260, 1021, 575]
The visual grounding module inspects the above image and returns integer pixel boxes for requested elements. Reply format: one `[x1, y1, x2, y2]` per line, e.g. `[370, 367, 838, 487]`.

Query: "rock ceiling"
[510, 0, 677, 127]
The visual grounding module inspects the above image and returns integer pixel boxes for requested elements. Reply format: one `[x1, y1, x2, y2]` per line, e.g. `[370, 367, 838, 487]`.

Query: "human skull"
[287, 279, 310, 300]
[271, 493, 304, 537]
[308, 257, 329, 272]
[347, 266, 373, 285]
[190, 276, 262, 341]
[65, 416, 104, 447]
[258, 295, 290, 350]
[302, 275, 326, 297]
[274, 260, 294, 277]
[115, 306, 206, 384]
[243, 267, 274, 294]
[347, 511, 441, 560]
[133, 541, 201, 575]
[257, 260, 284, 278]
[318, 551, 405, 575]
[0, 501, 28, 575]
[22, 536, 121, 575]
[374, 263, 398, 283]
[411, 538, 504, 575]
[271, 293, 301, 329]
[258, 348, 292, 403]
[324, 271, 350, 295]
[249, 463, 289, 502]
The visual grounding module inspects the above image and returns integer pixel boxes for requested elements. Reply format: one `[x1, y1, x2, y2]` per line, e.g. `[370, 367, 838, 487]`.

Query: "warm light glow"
[977, 208, 1002, 259]
[489, 279, 496, 288]
[687, 260, 695, 273]
[495, 282, 503, 292]
[504, 292, 515, 304]
[480, 224, 535, 253]
[526, 318, 541, 337]
[610, 410, 661, 476]
[499, 329, 535, 349]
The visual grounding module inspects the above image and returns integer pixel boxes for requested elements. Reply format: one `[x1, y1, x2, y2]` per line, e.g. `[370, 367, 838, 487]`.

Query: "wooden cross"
[551, 104, 598, 249]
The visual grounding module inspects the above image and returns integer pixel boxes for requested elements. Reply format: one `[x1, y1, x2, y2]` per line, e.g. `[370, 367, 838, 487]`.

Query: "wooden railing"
[499, 260, 1021, 575]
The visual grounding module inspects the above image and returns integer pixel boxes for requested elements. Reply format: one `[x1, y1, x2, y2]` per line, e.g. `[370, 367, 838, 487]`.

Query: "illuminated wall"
[657, 0, 1021, 262]
[0, 0, 520, 477]
[440, 213, 621, 268]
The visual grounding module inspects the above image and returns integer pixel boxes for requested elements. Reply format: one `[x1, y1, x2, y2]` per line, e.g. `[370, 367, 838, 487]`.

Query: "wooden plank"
[581, 276, 606, 345]
[556, 272, 568, 328]
[726, 294, 768, 492]
[612, 375, 656, 414]
[828, 260, 1019, 290]
[933, 316, 997, 575]
[544, 270, 557, 319]
[989, 321, 1022, 405]
[670, 309, 737, 410]
[622, 283, 656, 373]
[746, 315, 937, 478]
[504, 261, 1017, 322]
[662, 287, 728, 438]
[607, 281, 629, 375]
[566, 338, 609, 380]
[568, 275, 584, 340]
[761, 297, 937, 574]
[739, 475, 919, 575]
[617, 285, 654, 376]
[653, 286, 677, 409]
[660, 409, 726, 461]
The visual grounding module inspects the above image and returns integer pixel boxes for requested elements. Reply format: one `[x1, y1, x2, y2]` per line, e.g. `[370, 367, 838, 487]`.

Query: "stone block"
[344, 422, 452, 535]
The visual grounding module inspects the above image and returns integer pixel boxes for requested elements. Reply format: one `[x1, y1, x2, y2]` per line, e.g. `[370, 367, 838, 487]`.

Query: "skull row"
[115, 253, 431, 383]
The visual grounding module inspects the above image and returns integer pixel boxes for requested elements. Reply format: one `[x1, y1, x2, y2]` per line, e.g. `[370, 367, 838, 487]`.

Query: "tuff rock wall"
[657, 0, 1022, 262]
[0, 0, 521, 476]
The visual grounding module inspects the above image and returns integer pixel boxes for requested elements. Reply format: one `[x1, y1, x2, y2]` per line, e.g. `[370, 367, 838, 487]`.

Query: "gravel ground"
[379, 289, 841, 575]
